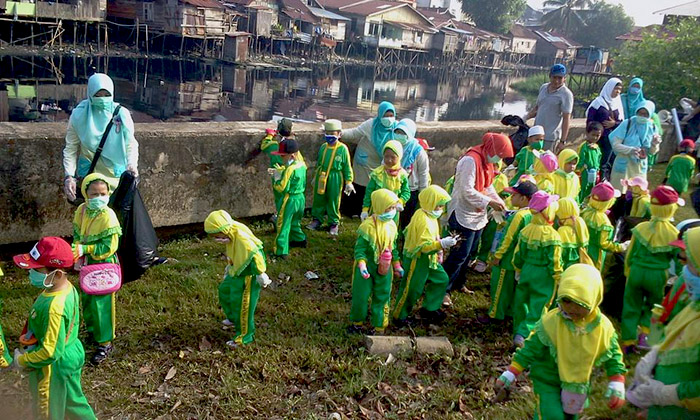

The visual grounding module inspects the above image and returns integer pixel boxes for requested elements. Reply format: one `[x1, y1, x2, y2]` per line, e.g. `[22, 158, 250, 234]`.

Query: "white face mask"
[380, 117, 395, 128]
[488, 155, 502, 164]
[429, 209, 443, 219]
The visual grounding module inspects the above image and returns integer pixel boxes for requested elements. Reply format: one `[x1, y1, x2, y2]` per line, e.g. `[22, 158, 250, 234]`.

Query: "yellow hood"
[204, 210, 264, 276]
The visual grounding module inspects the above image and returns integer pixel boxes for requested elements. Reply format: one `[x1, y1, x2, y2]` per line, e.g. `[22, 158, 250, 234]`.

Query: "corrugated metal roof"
[315, 0, 358, 11]
[654, 0, 700, 17]
[280, 0, 320, 24]
[509, 24, 537, 39]
[182, 0, 225, 9]
[339, 0, 405, 17]
[384, 20, 437, 33]
[308, 6, 350, 21]
[534, 30, 581, 48]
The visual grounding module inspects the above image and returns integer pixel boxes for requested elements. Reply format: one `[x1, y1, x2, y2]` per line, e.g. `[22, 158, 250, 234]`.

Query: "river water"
[1, 54, 552, 124]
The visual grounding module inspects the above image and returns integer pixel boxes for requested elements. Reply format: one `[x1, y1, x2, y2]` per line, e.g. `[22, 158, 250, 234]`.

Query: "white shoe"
[221, 319, 234, 327]
[442, 294, 453, 307]
[225, 340, 239, 349]
[474, 260, 488, 273]
[329, 225, 339, 236]
[513, 334, 525, 348]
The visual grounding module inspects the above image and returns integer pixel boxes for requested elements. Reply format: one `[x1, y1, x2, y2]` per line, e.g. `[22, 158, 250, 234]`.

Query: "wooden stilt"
[136, 18, 140, 49]
[73, 23, 77, 48]
[97, 23, 101, 52]
[145, 25, 149, 55]
[83, 21, 87, 47]
[180, 35, 185, 57]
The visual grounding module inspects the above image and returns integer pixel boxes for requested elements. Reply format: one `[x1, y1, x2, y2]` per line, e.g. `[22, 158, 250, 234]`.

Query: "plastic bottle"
[648, 304, 665, 346]
[377, 249, 392, 276]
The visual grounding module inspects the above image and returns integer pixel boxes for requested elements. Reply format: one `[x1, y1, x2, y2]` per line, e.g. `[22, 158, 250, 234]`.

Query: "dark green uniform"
[273, 159, 307, 256]
[261, 133, 285, 211]
[511, 145, 537, 186]
[576, 142, 602, 202]
[311, 141, 353, 226]
[665, 154, 695, 195]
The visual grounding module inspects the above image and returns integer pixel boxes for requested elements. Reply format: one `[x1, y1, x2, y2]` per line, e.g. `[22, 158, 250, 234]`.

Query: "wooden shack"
[223, 31, 251, 62]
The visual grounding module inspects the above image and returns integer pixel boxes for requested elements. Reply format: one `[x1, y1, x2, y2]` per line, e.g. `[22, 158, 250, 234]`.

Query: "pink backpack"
[80, 263, 122, 295]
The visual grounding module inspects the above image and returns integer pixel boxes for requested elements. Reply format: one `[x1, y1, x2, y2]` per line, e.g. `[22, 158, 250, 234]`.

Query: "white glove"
[344, 183, 356, 196]
[64, 176, 77, 202]
[267, 168, 282, 181]
[629, 379, 680, 408]
[652, 134, 662, 146]
[126, 164, 139, 177]
[620, 240, 631, 252]
[440, 236, 458, 249]
[360, 211, 369, 221]
[515, 271, 521, 282]
[396, 203, 404, 212]
[256, 273, 272, 288]
[11, 349, 27, 372]
[634, 346, 659, 382]
[223, 265, 231, 281]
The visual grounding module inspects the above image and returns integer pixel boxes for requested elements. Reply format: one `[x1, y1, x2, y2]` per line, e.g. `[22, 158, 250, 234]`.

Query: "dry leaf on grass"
[199, 336, 212, 351]
[170, 400, 182, 413]
[165, 366, 177, 381]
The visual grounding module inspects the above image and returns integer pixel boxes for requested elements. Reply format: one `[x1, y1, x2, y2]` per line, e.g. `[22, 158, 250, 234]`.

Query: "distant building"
[654, 0, 700, 25]
[615, 25, 676, 43]
[518, 4, 543, 27]
[1, 0, 106, 23]
[532, 30, 580, 67]
[415, 0, 462, 20]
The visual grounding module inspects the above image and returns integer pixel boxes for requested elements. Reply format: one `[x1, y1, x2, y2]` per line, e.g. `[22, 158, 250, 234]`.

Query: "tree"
[541, 0, 596, 36]
[616, 21, 700, 110]
[462, 0, 526, 35]
[569, 3, 634, 48]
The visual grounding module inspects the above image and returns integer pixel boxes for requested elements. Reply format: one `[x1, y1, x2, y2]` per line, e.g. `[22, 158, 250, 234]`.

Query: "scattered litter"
[382, 353, 396, 366]
[304, 271, 319, 280]
[278, 273, 287, 280]
[164, 366, 177, 381]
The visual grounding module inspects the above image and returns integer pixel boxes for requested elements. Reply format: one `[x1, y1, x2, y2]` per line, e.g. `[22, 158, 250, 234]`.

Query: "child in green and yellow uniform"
[494, 264, 627, 419]
[556, 197, 592, 270]
[627, 227, 700, 419]
[393, 185, 457, 326]
[308, 119, 355, 236]
[660, 220, 700, 328]
[576, 122, 603, 203]
[12, 237, 96, 420]
[473, 162, 510, 272]
[349, 189, 403, 334]
[205, 210, 271, 347]
[664, 139, 696, 195]
[261, 119, 292, 213]
[71, 173, 122, 365]
[512, 190, 563, 346]
[361, 140, 410, 224]
[269, 138, 307, 258]
[534, 150, 559, 194]
[553, 148, 580, 202]
[581, 182, 628, 272]
[0, 266, 11, 369]
[483, 177, 538, 323]
[621, 186, 680, 352]
[623, 176, 651, 218]
[510, 125, 545, 186]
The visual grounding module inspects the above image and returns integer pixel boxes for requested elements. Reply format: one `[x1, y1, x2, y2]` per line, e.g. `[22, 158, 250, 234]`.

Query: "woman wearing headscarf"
[442, 133, 513, 305]
[394, 118, 430, 228]
[621, 78, 665, 167]
[586, 78, 624, 181]
[63, 73, 138, 202]
[609, 100, 662, 192]
[627, 227, 700, 419]
[341, 101, 397, 215]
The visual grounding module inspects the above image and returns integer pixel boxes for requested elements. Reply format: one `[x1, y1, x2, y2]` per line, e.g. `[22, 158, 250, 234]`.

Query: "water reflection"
[0, 54, 543, 124]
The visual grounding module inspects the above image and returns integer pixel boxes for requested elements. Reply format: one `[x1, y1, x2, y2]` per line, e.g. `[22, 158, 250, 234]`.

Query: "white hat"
[324, 119, 342, 131]
[528, 125, 545, 137]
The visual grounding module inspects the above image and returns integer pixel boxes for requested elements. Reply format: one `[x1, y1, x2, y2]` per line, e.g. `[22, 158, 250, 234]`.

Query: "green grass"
[510, 74, 549, 96]
[0, 169, 696, 418]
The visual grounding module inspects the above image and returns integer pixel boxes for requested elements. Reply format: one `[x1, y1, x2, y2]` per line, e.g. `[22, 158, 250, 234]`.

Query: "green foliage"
[461, 0, 526, 35]
[569, 2, 634, 49]
[616, 21, 700, 110]
[541, 0, 596, 35]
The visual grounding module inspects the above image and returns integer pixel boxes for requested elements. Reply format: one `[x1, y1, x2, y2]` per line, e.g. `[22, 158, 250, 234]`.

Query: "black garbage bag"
[109, 172, 161, 283]
[500, 115, 529, 165]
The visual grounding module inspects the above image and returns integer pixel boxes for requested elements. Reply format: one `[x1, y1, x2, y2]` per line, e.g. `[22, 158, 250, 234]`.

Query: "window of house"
[143, 2, 154, 22]
[414, 31, 423, 43]
[369, 23, 380, 36]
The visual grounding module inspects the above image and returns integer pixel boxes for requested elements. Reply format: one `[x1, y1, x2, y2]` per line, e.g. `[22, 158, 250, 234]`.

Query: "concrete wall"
[0, 119, 677, 245]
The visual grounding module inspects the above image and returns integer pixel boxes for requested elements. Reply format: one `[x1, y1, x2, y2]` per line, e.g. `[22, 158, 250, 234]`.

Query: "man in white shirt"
[524, 64, 574, 153]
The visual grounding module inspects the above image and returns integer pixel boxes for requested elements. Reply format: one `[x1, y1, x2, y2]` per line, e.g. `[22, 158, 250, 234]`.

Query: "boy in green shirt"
[509, 125, 544, 186]
[664, 139, 696, 195]
[577, 121, 603, 203]
[308, 119, 355, 236]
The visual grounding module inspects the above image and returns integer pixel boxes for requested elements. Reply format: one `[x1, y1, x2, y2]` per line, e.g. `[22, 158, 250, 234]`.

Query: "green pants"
[28, 342, 96, 420]
[392, 254, 449, 321]
[274, 193, 306, 256]
[579, 173, 595, 203]
[648, 152, 658, 167]
[488, 266, 516, 320]
[311, 171, 343, 226]
[513, 264, 556, 338]
[219, 274, 261, 345]
[533, 380, 580, 420]
[271, 179, 283, 213]
[621, 265, 667, 342]
[81, 292, 115, 344]
[589, 245, 607, 272]
[476, 219, 498, 262]
[350, 261, 393, 330]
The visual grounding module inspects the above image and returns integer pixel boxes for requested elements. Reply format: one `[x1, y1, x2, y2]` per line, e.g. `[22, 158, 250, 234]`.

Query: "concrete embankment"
[0, 119, 676, 245]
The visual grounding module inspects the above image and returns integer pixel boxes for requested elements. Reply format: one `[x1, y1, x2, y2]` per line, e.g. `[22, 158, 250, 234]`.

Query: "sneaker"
[306, 220, 321, 230]
[290, 239, 307, 248]
[512, 335, 525, 348]
[476, 314, 493, 324]
[420, 308, 447, 325]
[637, 333, 651, 350]
[442, 294, 453, 307]
[474, 260, 488, 273]
[329, 224, 339, 236]
[346, 324, 364, 335]
[91, 344, 114, 365]
[225, 340, 239, 349]
[221, 319, 234, 327]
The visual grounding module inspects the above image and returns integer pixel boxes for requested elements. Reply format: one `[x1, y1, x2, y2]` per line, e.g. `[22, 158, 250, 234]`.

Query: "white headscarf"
[586, 78, 625, 120]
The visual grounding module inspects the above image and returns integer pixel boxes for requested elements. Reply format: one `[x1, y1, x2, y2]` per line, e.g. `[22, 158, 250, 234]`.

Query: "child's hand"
[490, 258, 501, 267]
[358, 261, 370, 279]
[605, 376, 626, 410]
[360, 211, 369, 221]
[344, 183, 356, 196]
[71, 243, 84, 261]
[396, 203, 404, 212]
[393, 261, 404, 278]
[256, 273, 272, 288]
[439, 236, 458, 249]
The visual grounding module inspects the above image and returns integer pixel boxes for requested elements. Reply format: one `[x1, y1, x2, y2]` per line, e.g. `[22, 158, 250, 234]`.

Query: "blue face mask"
[636, 116, 649, 125]
[394, 133, 408, 144]
[378, 209, 397, 222]
[87, 195, 110, 211]
[324, 135, 338, 144]
[380, 117, 395, 128]
[29, 269, 50, 288]
[91, 96, 113, 111]
[429, 209, 443, 219]
[683, 265, 700, 301]
[629, 87, 641, 95]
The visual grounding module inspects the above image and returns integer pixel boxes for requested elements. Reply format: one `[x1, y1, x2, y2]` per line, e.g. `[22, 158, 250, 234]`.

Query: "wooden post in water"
[145, 25, 149, 56]
[105, 23, 108, 55]
[97, 23, 101, 52]
[83, 22, 87, 47]
[136, 18, 140, 50]
[180, 35, 185, 57]
[73, 23, 77, 49]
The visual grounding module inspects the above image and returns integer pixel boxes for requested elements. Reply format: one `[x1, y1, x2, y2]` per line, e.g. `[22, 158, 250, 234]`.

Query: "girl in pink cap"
[533, 150, 559, 194]
[622, 176, 651, 218]
[512, 190, 563, 347]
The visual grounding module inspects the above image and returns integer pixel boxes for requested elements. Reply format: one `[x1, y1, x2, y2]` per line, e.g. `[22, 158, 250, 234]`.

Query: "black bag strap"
[87, 105, 122, 176]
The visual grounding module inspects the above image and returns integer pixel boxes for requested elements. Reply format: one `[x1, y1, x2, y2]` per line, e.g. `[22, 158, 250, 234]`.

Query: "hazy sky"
[527, 0, 669, 27]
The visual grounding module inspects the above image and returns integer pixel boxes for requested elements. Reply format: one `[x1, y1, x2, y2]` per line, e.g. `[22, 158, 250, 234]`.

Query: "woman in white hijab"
[586, 78, 624, 181]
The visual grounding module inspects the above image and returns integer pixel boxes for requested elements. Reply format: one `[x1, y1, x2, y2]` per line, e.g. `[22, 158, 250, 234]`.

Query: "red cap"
[680, 139, 696, 150]
[13, 237, 74, 270]
[670, 238, 686, 249]
[651, 185, 679, 205]
[417, 138, 434, 151]
[591, 181, 617, 201]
